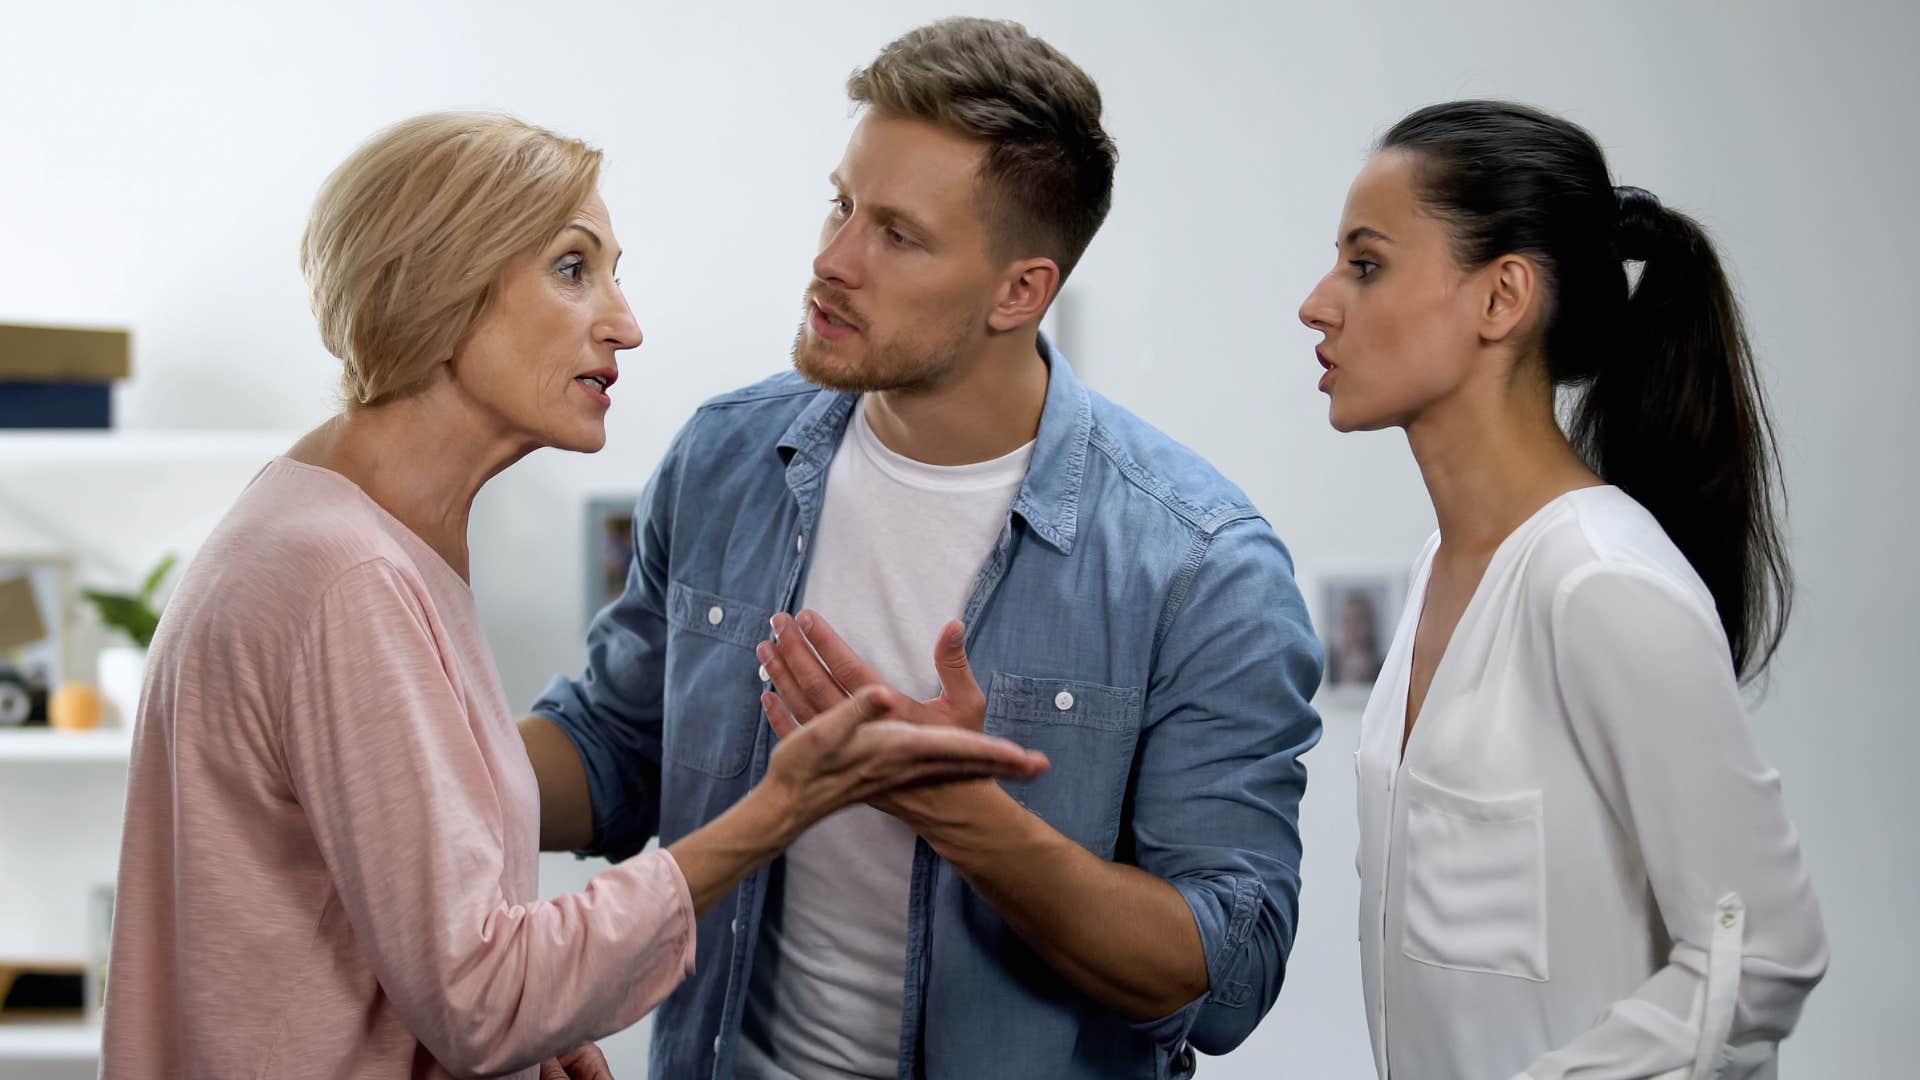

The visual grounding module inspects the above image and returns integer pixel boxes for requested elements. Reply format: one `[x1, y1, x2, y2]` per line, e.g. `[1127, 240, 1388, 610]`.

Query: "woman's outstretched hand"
[761, 681, 1044, 823]
[665, 666, 1045, 917]
[540, 1043, 613, 1079]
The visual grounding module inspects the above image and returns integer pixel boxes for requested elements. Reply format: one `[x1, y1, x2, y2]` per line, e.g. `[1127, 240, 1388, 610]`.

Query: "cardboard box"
[0, 324, 131, 382]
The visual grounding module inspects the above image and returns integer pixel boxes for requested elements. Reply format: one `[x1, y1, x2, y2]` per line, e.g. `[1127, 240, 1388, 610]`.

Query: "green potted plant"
[79, 554, 174, 727]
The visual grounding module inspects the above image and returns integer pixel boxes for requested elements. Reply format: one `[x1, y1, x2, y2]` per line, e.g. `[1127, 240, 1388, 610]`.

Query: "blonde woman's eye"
[556, 255, 585, 281]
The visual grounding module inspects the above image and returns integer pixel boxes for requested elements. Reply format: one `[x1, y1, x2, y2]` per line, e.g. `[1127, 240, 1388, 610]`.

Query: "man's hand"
[540, 1043, 614, 1079]
[756, 611, 993, 828]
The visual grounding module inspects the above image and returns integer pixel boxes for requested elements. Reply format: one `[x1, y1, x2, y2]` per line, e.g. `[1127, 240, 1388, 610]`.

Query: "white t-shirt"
[736, 399, 1034, 1079]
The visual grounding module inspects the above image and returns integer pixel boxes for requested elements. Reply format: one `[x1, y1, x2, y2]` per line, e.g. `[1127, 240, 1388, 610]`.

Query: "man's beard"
[790, 288, 975, 396]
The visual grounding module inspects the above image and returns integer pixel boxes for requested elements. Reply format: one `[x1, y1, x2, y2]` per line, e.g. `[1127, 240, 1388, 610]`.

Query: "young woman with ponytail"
[1299, 101, 1827, 1079]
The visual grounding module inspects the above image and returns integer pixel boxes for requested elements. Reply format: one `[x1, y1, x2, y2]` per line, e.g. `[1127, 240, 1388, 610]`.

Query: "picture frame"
[583, 495, 640, 625]
[1318, 570, 1405, 697]
[0, 552, 72, 726]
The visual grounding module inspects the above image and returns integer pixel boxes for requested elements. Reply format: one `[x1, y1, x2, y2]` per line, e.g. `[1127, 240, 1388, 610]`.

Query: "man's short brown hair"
[849, 17, 1117, 282]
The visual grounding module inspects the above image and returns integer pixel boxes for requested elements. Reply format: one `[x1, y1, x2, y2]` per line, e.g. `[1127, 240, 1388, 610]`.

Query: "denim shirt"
[533, 345, 1324, 1079]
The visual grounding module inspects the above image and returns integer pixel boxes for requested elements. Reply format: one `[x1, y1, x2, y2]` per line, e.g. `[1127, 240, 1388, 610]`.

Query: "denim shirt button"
[1054, 690, 1075, 711]
[707, 605, 724, 626]
[797, 533, 807, 554]
[758, 664, 770, 683]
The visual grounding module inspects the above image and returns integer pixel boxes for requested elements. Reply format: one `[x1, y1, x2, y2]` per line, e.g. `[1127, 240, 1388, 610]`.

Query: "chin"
[792, 333, 886, 393]
[548, 424, 608, 455]
[1327, 397, 1390, 434]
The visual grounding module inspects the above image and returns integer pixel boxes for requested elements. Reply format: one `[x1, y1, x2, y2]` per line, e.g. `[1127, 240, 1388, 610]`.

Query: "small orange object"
[49, 684, 105, 731]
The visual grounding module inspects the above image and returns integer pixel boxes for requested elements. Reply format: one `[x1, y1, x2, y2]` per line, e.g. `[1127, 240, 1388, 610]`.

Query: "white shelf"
[0, 730, 132, 763]
[0, 429, 297, 467]
[0, 1019, 100, 1061]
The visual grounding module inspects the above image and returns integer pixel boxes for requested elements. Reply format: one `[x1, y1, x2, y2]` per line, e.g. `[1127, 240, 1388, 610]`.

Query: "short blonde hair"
[300, 112, 602, 406]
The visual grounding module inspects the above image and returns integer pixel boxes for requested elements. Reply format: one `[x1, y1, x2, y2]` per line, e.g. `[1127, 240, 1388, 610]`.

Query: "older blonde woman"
[101, 113, 1047, 1080]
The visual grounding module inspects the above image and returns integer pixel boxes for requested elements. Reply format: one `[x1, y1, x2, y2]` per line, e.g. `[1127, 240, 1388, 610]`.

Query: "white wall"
[3, 0, 1915, 1075]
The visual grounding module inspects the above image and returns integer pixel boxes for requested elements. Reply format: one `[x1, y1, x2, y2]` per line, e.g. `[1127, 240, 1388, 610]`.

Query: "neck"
[287, 381, 532, 580]
[1405, 362, 1602, 557]
[862, 328, 1049, 466]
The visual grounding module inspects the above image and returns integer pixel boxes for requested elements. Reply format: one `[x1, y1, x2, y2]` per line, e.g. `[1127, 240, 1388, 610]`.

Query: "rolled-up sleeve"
[1127, 518, 1324, 1055]
[1522, 567, 1827, 1079]
[531, 420, 693, 861]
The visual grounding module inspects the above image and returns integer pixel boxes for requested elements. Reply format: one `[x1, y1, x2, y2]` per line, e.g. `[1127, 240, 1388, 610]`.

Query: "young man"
[522, 18, 1323, 1079]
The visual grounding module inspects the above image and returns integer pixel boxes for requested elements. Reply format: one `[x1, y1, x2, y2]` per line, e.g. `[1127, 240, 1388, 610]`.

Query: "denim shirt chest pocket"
[984, 672, 1143, 859]
[664, 580, 778, 778]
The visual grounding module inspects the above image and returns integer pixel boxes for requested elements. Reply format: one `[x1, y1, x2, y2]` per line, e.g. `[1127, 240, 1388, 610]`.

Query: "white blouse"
[1355, 487, 1827, 1080]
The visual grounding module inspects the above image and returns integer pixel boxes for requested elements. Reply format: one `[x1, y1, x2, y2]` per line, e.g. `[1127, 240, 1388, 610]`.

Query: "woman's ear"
[1479, 253, 1541, 344]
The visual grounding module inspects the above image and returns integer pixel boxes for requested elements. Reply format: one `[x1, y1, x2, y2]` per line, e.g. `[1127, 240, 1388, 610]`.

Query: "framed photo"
[1320, 572, 1403, 694]
[583, 495, 640, 624]
[0, 553, 71, 726]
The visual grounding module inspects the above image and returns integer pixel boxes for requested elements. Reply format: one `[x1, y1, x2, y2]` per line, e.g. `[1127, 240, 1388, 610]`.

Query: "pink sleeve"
[279, 558, 695, 1077]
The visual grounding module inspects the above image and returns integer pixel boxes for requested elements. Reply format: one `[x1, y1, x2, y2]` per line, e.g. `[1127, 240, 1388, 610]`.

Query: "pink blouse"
[104, 458, 694, 1078]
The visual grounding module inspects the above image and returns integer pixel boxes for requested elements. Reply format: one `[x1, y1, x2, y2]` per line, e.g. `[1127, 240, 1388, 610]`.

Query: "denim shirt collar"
[775, 334, 1092, 554]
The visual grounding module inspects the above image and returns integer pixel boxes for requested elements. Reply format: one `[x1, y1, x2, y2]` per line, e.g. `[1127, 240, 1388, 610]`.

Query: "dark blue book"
[0, 381, 112, 428]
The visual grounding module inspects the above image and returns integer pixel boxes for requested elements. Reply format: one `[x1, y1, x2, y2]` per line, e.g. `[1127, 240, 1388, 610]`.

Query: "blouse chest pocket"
[662, 580, 777, 778]
[983, 672, 1142, 859]
[1399, 769, 1549, 982]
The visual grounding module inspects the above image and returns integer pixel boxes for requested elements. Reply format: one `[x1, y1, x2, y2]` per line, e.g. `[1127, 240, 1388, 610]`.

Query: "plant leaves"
[139, 553, 178, 606]
[80, 589, 160, 649]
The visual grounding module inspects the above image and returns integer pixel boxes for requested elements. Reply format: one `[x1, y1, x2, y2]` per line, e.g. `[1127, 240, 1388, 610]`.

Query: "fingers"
[792, 610, 884, 693]
[763, 691, 800, 739]
[541, 1060, 568, 1080]
[763, 613, 849, 719]
[807, 684, 890, 747]
[859, 720, 1050, 780]
[931, 620, 985, 711]
[755, 639, 815, 725]
[560, 1044, 615, 1080]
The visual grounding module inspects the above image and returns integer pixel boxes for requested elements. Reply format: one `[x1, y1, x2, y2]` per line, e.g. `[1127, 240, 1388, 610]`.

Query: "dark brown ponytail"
[1382, 102, 1792, 679]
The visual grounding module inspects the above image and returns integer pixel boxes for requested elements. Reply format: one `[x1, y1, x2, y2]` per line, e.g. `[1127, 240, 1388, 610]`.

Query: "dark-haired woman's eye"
[1350, 259, 1380, 280]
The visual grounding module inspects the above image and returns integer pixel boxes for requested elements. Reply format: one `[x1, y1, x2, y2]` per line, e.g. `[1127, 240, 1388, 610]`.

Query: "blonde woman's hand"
[540, 1043, 613, 1079]
[760, 682, 1045, 832]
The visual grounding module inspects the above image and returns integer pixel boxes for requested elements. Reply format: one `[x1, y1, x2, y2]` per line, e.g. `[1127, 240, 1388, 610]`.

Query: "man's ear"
[988, 257, 1061, 332]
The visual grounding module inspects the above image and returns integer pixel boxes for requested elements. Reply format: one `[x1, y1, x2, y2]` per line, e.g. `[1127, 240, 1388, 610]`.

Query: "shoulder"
[1521, 487, 1725, 651]
[174, 462, 438, 626]
[1082, 390, 1263, 537]
[658, 371, 835, 476]
[692, 370, 824, 423]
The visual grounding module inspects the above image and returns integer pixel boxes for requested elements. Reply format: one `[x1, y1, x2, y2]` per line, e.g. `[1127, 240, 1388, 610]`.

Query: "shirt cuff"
[654, 848, 699, 980]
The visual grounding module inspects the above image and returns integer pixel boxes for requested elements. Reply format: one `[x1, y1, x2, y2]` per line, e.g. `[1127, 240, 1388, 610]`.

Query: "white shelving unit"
[0, 730, 133, 763]
[0, 1020, 102, 1062]
[0, 429, 296, 465]
[0, 430, 294, 1074]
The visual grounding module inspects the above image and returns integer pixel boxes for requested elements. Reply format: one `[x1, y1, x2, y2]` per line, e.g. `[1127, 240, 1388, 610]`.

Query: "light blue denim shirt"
[533, 343, 1323, 1079]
